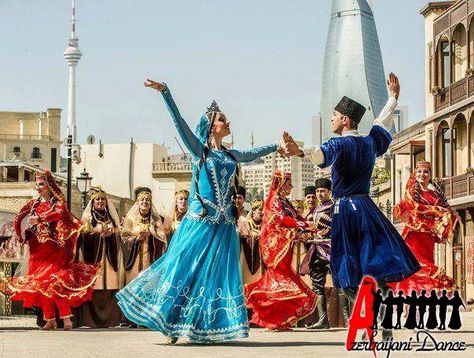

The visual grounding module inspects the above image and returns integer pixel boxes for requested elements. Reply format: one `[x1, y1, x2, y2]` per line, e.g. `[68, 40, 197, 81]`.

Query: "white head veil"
[80, 187, 125, 288]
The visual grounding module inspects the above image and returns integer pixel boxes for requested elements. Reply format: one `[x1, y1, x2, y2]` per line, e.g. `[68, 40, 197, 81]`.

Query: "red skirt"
[5, 235, 99, 310]
[391, 231, 455, 294]
[245, 250, 316, 330]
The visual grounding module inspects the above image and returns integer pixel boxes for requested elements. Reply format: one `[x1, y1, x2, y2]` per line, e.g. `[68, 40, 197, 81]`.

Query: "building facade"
[390, 0, 474, 301]
[0, 109, 62, 174]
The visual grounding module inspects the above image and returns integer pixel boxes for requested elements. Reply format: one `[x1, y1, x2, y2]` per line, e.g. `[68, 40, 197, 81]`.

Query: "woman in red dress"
[245, 171, 317, 330]
[3, 171, 98, 330]
[393, 161, 457, 293]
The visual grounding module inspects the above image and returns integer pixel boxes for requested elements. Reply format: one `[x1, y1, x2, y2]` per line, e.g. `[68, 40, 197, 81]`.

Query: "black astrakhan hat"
[334, 96, 366, 124]
[304, 186, 315, 197]
[315, 178, 332, 190]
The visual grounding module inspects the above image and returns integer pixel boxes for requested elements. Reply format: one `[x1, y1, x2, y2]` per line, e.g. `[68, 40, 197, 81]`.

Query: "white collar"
[342, 130, 361, 137]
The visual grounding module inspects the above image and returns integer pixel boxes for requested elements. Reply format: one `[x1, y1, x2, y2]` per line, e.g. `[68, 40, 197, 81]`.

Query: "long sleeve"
[271, 199, 307, 229]
[230, 144, 278, 163]
[39, 202, 65, 223]
[13, 199, 34, 243]
[161, 86, 204, 157]
[373, 96, 397, 132]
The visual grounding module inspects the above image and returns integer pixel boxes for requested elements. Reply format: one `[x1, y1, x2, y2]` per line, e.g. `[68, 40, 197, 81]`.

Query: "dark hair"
[348, 118, 358, 130]
[193, 112, 240, 220]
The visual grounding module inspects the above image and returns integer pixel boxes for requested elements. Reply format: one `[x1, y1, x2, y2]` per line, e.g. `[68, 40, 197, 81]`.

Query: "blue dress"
[319, 126, 420, 289]
[116, 87, 277, 343]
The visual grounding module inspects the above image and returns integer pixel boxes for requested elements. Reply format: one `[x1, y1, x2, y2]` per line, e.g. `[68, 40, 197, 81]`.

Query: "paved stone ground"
[0, 314, 473, 358]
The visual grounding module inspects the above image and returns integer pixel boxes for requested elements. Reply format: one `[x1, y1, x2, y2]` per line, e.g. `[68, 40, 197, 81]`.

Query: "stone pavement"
[0, 314, 473, 358]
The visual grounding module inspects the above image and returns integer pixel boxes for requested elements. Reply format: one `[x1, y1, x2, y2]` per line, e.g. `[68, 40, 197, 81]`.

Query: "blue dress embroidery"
[116, 87, 277, 343]
[319, 126, 420, 289]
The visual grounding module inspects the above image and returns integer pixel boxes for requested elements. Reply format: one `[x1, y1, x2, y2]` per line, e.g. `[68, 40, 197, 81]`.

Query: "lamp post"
[76, 169, 92, 210]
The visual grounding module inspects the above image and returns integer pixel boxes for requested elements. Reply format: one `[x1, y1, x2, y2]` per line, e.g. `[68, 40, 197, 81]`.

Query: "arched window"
[32, 147, 41, 159]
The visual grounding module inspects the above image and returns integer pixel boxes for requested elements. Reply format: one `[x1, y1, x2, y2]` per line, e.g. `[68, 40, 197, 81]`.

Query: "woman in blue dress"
[116, 79, 284, 344]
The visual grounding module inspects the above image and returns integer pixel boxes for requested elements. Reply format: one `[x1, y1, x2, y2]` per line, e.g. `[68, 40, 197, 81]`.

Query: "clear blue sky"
[0, 0, 428, 152]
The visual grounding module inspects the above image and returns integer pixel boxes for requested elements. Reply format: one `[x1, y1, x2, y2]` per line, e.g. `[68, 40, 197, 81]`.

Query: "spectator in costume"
[393, 161, 457, 294]
[75, 187, 124, 328]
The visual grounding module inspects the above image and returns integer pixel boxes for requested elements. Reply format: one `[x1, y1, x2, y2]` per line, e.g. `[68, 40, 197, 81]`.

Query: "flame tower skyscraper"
[320, 0, 387, 142]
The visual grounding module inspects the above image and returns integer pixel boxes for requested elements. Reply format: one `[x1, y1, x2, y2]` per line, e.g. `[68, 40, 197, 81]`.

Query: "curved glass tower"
[321, 0, 388, 142]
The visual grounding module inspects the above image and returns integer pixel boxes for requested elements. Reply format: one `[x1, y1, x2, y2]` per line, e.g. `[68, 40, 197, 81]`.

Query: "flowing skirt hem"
[116, 289, 249, 343]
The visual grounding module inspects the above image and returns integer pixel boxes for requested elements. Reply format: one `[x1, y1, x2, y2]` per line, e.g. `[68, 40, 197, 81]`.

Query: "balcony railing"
[433, 76, 474, 112]
[440, 172, 474, 200]
[0, 134, 51, 141]
[152, 161, 192, 173]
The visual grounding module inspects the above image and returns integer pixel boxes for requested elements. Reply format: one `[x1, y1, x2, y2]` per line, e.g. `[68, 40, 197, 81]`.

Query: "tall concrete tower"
[63, 0, 82, 143]
[321, 0, 388, 142]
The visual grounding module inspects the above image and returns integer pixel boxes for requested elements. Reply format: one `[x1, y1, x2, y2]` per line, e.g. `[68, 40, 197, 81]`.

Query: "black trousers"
[309, 255, 330, 296]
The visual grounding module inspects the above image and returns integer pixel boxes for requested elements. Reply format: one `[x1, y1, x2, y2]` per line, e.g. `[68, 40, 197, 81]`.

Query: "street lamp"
[76, 169, 92, 210]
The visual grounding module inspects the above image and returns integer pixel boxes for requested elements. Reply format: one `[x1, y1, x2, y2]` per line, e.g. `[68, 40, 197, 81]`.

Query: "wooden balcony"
[433, 76, 474, 112]
[440, 172, 474, 200]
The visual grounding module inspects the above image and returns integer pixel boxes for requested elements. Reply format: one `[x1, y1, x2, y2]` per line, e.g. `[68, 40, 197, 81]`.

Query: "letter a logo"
[346, 276, 377, 352]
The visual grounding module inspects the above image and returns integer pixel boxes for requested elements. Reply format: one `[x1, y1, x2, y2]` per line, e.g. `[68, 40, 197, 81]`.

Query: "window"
[32, 147, 41, 159]
[442, 128, 457, 177]
[13, 146, 20, 153]
[440, 40, 451, 87]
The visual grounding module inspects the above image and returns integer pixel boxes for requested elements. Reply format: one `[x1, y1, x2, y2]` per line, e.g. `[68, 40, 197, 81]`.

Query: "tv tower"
[63, 0, 82, 144]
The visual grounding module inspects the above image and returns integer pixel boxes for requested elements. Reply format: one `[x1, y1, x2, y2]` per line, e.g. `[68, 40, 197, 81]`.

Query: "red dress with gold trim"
[5, 198, 98, 315]
[245, 196, 317, 330]
[393, 181, 457, 294]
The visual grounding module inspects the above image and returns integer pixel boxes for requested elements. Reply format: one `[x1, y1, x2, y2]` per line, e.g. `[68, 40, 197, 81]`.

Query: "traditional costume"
[116, 87, 279, 343]
[238, 199, 265, 285]
[74, 188, 124, 328]
[300, 178, 341, 329]
[393, 161, 457, 293]
[122, 187, 167, 284]
[302, 95, 420, 293]
[164, 189, 189, 245]
[245, 171, 317, 330]
[236, 186, 249, 218]
[2, 171, 98, 323]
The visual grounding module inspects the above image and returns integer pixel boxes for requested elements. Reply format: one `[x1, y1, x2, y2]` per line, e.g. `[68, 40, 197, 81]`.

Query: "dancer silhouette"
[438, 290, 449, 330]
[404, 290, 418, 329]
[381, 290, 395, 329]
[426, 290, 439, 329]
[372, 288, 383, 330]
[448, 291, 465, 330]
[393, 290, 405, 329]
[417, 290, 428, 329]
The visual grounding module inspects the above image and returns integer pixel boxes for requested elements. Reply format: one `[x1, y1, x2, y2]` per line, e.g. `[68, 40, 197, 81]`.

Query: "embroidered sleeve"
[230, 144, 278, 163]
[161, 86, 204, 158]
[13, 200, 34, 243]
[271, 199, 307, 229]
[39, 202, 65, 223]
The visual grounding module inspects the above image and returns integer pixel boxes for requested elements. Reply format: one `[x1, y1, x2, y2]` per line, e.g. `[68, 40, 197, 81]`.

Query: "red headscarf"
[260, 171, 298, 268]
[34, 170, 82, 245]
[394, 161, 457, 243]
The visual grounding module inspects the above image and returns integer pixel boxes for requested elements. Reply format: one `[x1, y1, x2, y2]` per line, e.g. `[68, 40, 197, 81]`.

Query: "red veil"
[2, 170, 98, 312]
[393, 161, 457, 243]
[260, 171, 307, 268]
